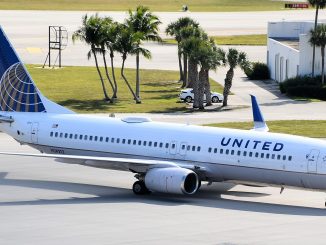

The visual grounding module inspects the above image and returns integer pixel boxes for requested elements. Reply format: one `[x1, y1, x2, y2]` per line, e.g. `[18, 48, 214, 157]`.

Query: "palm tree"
[115, 24, 151, 104]
[101, 20, 121, 99]
[98, 16, 116, 100]
[126, 5, 162, 101]
[166, 17, 199, 85]
[219, 48, 249, 107]
[309, 24, 326, 84]
[308, 0, 326, 76]
[72, 14, 111, 102]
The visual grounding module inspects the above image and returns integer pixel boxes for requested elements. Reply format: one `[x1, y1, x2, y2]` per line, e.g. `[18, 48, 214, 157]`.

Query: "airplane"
[0, 26, 326, 205]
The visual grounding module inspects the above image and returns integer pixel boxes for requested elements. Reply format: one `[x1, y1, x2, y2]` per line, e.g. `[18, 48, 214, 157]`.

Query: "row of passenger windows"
[208, 147, 292, 161]
[49, 132, 201, 152]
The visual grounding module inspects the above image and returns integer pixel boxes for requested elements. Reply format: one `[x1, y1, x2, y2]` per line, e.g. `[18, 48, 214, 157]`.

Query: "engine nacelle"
[144, 167, 199, 195]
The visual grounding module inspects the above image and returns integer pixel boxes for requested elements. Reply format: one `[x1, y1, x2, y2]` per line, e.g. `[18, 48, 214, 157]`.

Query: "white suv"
[179, 88, 224, 103]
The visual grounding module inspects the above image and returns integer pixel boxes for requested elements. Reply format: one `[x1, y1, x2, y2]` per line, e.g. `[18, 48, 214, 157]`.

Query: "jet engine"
[144, 167, 199, 194]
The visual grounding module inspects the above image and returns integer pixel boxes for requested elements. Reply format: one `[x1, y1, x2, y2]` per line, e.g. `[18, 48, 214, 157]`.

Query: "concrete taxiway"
[0, 133, 326, 245]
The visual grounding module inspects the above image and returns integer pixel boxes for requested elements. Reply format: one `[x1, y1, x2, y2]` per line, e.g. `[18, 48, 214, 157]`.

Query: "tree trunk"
[110, 49, 118, 98]
[135, 52, 141, 103]
[121, 55, 140, 103]
[102, 52, 115, 102]
[187, 59, 197, 88]
[312, 6, 319, 77]
[322, 46, 325, 85]
[178, 46, 184, 82]
[182, 53, 188, 88]
[192, 65, 199, 109]
[198, 68, 205, 110]
[204, 69, 212, 106]
[92, 49, 110, 102]
[222, 68, 234, 107]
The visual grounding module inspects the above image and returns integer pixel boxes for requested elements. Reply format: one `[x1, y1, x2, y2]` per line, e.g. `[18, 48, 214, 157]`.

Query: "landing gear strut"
[132, 181, 150, 195]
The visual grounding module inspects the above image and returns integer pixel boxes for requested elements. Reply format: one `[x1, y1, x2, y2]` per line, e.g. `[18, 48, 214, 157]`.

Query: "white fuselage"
[1, 112, 326, 191]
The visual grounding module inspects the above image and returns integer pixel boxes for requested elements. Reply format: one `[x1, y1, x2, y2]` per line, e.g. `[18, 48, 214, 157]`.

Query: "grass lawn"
[164, 34, 267, 46]
[0, 0, 289, 12]
[207, 120, 326, 138]
[26, 65, 223, 113]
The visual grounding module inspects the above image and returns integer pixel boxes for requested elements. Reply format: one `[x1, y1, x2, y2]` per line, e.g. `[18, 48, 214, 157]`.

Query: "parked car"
[179, 88, 224, 103]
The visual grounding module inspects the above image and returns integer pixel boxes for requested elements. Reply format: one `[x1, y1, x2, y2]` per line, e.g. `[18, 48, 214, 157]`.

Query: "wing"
[0, 152, 205, 174]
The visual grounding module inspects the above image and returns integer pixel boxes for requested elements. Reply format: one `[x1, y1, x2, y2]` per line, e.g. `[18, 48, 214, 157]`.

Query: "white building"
[267, 20, 326, 82]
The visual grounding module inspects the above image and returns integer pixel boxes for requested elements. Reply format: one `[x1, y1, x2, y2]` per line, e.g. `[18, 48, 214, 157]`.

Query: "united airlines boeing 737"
[0, 26, 326, 203]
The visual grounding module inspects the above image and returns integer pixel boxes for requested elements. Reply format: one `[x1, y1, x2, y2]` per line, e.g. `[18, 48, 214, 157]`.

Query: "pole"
[48, 26, 51, 67]
[59, 26, 62, 68]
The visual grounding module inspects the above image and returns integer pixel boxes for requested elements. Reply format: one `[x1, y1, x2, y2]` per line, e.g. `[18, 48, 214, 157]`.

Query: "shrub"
[280, 75, 326, 100]
[245, 62, 270, 80]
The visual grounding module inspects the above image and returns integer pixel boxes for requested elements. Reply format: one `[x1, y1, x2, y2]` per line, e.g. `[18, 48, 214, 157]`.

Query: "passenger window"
[100, 137, 103, 142]
[243, 151, 247, 156]
[138, 140, 141, 145]
[69, 134, 73, 139]
[182, 145, 186, 150]
[197, 146, 201, 152]
[288, 156, 292, 161]
[261, 153, 264, 158]
[255, 152, 259, 158]
[154, 142, 158, 147]
[272, 154, 275, 159]
[117, 138, 120, 143]
[55, 132, 58, 137]
[237, 151, 241, 156]
[111, 138, 115, 143]
[106, 137, 109, 142]
[74, 134, 78, 139]
[249, 152, 253, 157]
[220, 149, 223, 154]
[94, 136, 98, 141]
[122, 139, 126, 144]
[65, 133, 68, 138]
[283, 155, 286, 160]
[159, 143, 163, 148]
[187, 145, 190, 151]
[208, 147, 212, 153]
[50, 132, 53, 137]
[79, 135, 83, 140]
[149, 141, 152, 147]
[192, 146, 196, 151]
[90, 136, 93, 141]
[165, 143, 169, 149]
[266, 153, 270, 159]
[277, 155, 281, 160]
[60, 133, 63, 138]
[84, 135, 88, 140]
[172, 144, 176, 149]
[226, 149, 229, 155]
[128, 139, 131, 144]
[214, 148, 217, 153]
[143, 141, 147, 146]
[231, 150, 234, 155]
[133, 140, 137, 145]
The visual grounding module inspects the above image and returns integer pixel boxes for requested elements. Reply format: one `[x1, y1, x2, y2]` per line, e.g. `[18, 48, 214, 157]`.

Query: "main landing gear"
[132, 173, 151, 195]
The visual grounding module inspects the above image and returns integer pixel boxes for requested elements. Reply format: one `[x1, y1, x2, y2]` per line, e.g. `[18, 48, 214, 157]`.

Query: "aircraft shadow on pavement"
[0, 172, 325, 216]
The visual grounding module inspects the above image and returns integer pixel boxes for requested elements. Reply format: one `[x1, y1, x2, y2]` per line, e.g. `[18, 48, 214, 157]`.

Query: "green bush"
[280, 75, 326, 100]
[245, 62, 270, 80]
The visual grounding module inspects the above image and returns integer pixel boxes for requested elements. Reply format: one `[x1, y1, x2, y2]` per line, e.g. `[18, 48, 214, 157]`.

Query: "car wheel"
[185, 96, 192, 103]
[212, 96, 220, 103]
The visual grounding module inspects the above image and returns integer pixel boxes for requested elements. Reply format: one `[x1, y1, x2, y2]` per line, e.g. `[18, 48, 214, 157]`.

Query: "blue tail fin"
[0, 26, 72, 114]
[250, 95, 269, 132]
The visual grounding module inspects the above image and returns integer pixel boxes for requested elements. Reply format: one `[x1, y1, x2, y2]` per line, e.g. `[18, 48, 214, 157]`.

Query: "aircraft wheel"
[132, 181, 150, 195]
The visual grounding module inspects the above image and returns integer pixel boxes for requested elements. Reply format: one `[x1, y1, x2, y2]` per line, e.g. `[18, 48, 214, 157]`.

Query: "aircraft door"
[169, 141, 177, 156]
[307, 149, 319, 173]
[31, 122, 39, 144]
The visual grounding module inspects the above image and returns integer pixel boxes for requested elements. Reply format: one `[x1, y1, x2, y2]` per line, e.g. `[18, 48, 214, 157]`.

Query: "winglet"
[250, 95, 269, 132]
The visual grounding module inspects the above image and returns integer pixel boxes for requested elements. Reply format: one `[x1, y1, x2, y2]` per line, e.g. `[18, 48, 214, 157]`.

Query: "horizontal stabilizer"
[250, 95, 269, 132]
